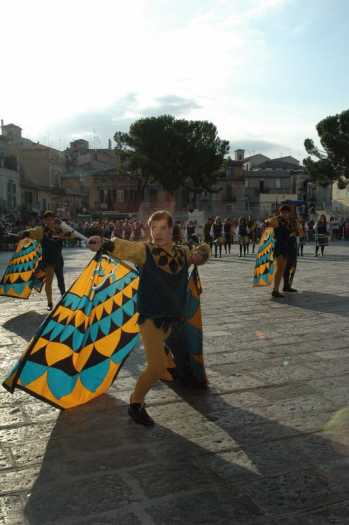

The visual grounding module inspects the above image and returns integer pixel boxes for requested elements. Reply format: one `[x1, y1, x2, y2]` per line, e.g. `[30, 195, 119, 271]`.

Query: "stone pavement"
[0, 245, 349, 525]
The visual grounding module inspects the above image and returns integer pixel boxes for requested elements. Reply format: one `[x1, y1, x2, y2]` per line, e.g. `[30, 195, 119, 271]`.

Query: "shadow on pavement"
[283, 291, 349, 317]
[24, 388, 349, 524]
[3, 311, 47, 341]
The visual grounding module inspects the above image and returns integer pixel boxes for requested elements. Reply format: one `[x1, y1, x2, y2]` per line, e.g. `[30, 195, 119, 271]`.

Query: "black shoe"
[284, 287, 298, 292]
[47, 303, 53, 311]
[272, 291, 284, 298]
[128, 403, 154, 426]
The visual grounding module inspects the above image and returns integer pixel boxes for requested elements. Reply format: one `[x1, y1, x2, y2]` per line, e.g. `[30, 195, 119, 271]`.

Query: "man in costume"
[20, 211, 75, 310]
[88, 210, 210, 426]
[265, 204, 291, 298]
[283, 211, 299, 293]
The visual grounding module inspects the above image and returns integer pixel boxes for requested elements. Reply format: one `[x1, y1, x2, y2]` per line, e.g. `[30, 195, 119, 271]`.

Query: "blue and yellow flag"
[0, 238, 46, 299]
[3, 253, 140, 409]
[253, 227, 275, 287]
[166, 267, 207, 388]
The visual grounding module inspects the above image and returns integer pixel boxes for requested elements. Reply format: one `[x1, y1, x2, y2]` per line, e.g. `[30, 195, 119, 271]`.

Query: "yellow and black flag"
[0, 238, 46, 299]
[3, 253, 140, 409]
[253, 227, 275, 287]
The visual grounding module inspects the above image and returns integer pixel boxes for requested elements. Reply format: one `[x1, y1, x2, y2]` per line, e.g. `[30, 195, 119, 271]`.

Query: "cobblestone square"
[0, 245, 349, 524]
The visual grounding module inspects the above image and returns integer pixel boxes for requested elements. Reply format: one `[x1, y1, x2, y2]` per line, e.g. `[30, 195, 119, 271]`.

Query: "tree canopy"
[303, 109, 349, 187]
[114, 115, 229, 194]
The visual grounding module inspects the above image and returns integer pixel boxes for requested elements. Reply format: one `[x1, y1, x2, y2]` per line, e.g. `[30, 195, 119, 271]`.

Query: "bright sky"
[1, 0, 349, 159]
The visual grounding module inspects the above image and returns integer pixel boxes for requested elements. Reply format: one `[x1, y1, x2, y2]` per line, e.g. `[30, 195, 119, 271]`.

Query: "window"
[7, 180, 16, 209]
[259, 180, 265, 193]
[117, 190, 124, 202]
[275, 178, 281, 189]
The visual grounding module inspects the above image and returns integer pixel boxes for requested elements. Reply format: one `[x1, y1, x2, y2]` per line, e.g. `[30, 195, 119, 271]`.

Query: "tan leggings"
[45, 265, 55, 305]
[273, 255, 287, 292]
[44, 263, 65, 305]
[131, 319, 174, 404]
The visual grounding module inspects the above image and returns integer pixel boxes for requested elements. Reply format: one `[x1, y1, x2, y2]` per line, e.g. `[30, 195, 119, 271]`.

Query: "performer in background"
[265, 205, 291, 298]
[21, 211, 79, 309]
[283, 212, 299, 293]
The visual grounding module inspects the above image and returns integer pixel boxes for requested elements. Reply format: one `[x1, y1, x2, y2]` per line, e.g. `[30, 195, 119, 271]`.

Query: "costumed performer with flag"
[88, 209, 210, 427]
[16, 211, 85, 310]
[253, 204, 292, 298]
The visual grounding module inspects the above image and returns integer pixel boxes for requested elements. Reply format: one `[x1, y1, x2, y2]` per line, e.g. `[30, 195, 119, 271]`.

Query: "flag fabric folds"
[3, 252, 208, 408]
[0, 238, 46, 299]
[3, 253, 140, 409]
[166, 267, 207, 387]
[253, 227, 275, 287]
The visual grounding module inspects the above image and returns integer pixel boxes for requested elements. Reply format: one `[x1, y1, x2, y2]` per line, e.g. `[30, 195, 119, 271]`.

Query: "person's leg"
[214, 242, 218, 258]
[131, 320, 169, 405]
[243, 242, 247, 256]
[283, 258, 291, 291]
[219, 243, 222, 257]
[284, 256, 297, 291]
[44, 265, 55, 308]
[315, 245, 319, 256]
[321, 245, 325, 256]
[273, 256, 287, 296]
[239, 243, 243, 256]
[54, 258, 66, 296]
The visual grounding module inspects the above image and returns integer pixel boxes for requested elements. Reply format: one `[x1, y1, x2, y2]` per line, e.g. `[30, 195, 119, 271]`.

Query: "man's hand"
[191, 252, 205, 266]
[190, 244, 210, 266]
[87, 236, 102, 252]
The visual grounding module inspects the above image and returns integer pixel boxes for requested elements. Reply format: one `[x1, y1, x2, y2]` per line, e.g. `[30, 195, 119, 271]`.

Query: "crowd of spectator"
[2, 212, 349, 252]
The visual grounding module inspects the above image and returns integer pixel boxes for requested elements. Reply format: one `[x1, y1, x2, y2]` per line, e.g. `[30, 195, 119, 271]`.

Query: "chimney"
[235, 149, 245, 162]
[108, 138, 112, 150]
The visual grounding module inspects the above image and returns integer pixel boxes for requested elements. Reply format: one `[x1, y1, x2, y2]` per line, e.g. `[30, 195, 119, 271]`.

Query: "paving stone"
[23, 473, 142, 523]
[0, 467, 41, 494]
[146, 490, 264, 525]
[22, 403, 59, 423]
[242, 467, 348, 514]
[0, 407, 26, 428]
[0, 495, 25, 524]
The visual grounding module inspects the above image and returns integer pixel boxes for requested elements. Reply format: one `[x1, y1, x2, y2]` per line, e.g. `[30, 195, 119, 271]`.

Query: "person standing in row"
[238, 217, 249, 257]
[211, 217, 223, 258]
[223, 217, 233, 255]
[315, 215, 329, 256]
[297, 218, 306, 256]
[247, 216, 257, 254]
[204, 217, 214, 250]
